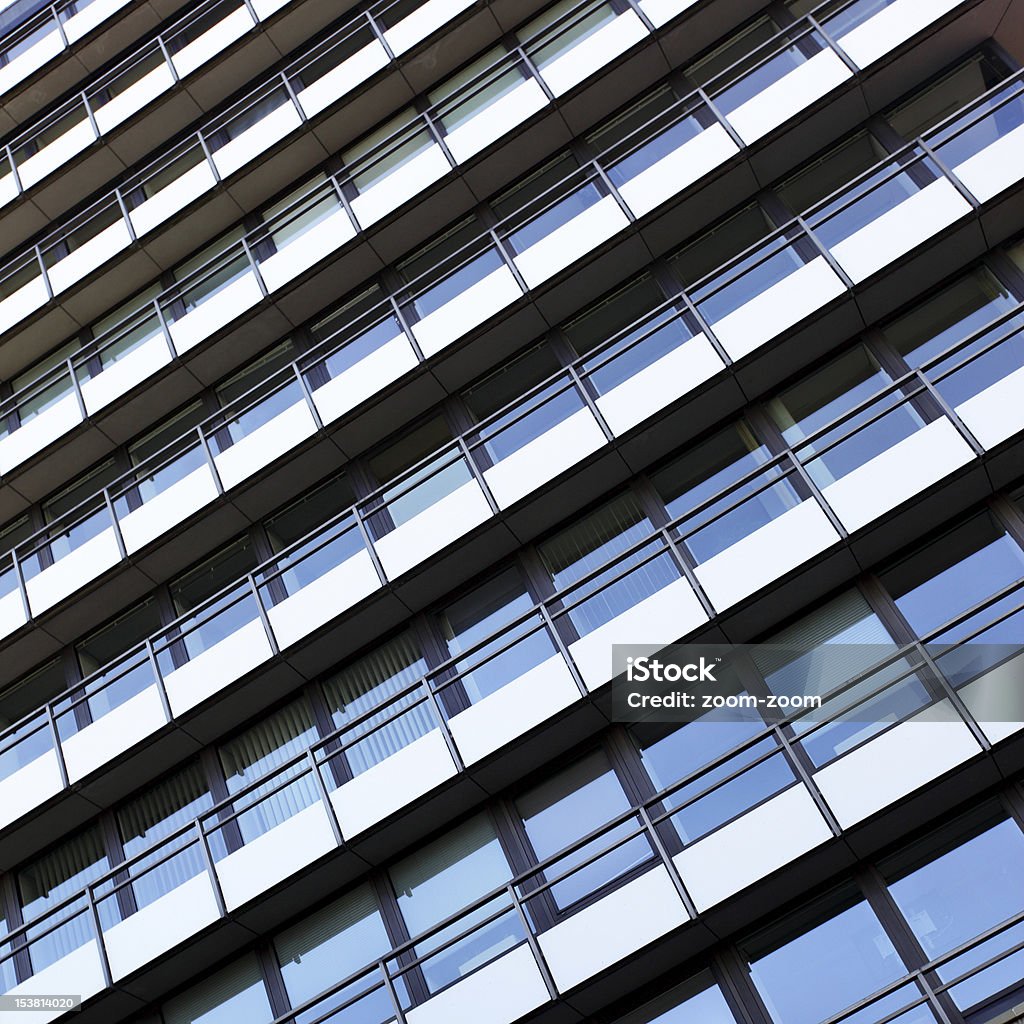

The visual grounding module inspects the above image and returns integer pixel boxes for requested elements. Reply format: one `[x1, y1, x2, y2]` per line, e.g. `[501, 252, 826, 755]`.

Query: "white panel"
[540, 11, 648, 98]
[119, 464, 219, 554]
[311, 333, 418, 425]
[81, 332, 174, 415]
[617, 122, 739, 219]
[330, 729, 458, 837]
[407, 944, 550, 1024]
[0, 585, 29, 640]
[674, 785, 832, 912]
[105, 872, 220, 980]
[835, 0, 962, 68]
[258, 207, 357, 293]
[93, 61, 176, 134]
[251, 0, 292, 19]
[450, 654, 581, 766]
[350, 145, 451, 228]
[375, 478, 492, 580]
[0, 748, 63, 831]
[16, 117, 96, 189]
[217, 801, 338, 910]
[214, 399, 318, 491]
[813, 701, 981, 828]
[129, 159, 218, 237]
[267, 548, 381, 650]
[5, 942, 106, 1024]
[568, 577, 708, 692]
[26, 527, 121, 614]
[169, 272, 264, 354]
[709, 256, 847, 362]
[62, 0, 131, 42]
[412, 265, 522, 358]
[0, 170, 18, 207]
[295, 40, 390, 120]
[596, 333, 723, 436]
[0, 274, 49, 336]
[0, 247, 35, 326]
[954, 363, 1024, 451]
[539, 865, 689, 992]
[695, 499, 840, 612]
[829, 178, 972, 284]
[444, 79, 549, 164]
[514, 194, 629, 289]
[0, 29, 64, 98]
[384, 0, 476, 56]
[821, 417, 975, 534]
[483, 407, 606, 509]
[952, 121, 1024, 205]
[725, 49, 852, 145]
[0, 392, 82, 474]
[638, 0, 700, 28]
[62, 684, 168, 783]
[212, 100, 303, 180]
[47, 218, 133, 295]
[171, 6, 255, 80]
[164, 618, 274, 716]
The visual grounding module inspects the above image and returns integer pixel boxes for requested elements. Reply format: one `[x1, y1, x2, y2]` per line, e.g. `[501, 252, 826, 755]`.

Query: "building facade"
[0, 0, 1023, 1022]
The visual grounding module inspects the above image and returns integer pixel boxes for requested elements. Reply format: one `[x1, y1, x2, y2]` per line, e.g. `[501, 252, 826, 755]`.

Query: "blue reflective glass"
[748, 901, 906, 1024]
[888, 819, 1024, 1012]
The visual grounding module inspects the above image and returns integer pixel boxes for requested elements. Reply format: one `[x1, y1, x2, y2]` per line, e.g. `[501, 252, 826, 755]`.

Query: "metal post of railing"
[636, 804, 698, 918]
[145, 637, 175, 727]
[103, 490, 128, 561]
[248, 572, 281, 657]
[45, 702, 71, 790]
[509, 883, 560, 1000]
[157, 35, 180, 85]
[353, 507, 390, 586]
[455, 436, 500, 517]
[306, 748, 345, 847]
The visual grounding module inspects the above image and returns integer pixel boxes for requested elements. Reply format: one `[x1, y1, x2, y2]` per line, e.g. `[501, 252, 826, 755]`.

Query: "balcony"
[0, 0, 999, 500]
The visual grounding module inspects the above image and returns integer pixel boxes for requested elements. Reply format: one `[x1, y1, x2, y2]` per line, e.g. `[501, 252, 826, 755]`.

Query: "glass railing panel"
[923, 317, 1024, 411]
[0, 711, 53, 784]
[124, 143, 218, 238]
[155, 581, 261, 671]
[208, 377, 304, 453]
[88, 45, 174, 135]
[0, 253, 48, 335]
[11, 100, 95, 189]
[165, 0, 256, 80]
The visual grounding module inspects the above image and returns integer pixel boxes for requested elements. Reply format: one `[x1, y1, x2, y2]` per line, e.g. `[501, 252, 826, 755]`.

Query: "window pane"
[886, 817, 1024, 1011]
[516, 750, 650, 909]
[563, 274, 666, 357]
[881, 512, 1024, 640]
[668, 203, 777, 291]
[321, 630, 433, 775]
[776, 132, 888, 215]
[163, 954, 273, 1024]
[745, 894, 906, 1024]
[275, 883, 393, 1020]
[389, 814, 518, 993]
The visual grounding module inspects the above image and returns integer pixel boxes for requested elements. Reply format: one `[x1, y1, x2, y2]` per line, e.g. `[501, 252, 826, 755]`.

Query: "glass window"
[218, 697, 319, 843]
[275, 883, 394, 1022]
[389, 813, 517, 994]
[264, 471, 354, 554]
[885, 53, 1009, 141]
[0, 658, 66, 737]
[19, 826, 110, 972]
[42, 457, 118, 525]
[668, 203, 777, 290]
[321, 630, 433, 775]
[882, 268, 1020, 369]
[652, 420, 798, 564]
[173, 227, 246, 284]
[753, 590, 922, 767]
[881, 511, 1024, 641]
[539, 491, 679, 636]
[743, 890, 907, 1024]
[767, 345, 926, 488]
[586, 85, 680, 155]
[515, 750, 650, 909]
[428, 46, 522, 135]
[436, 567, 555, 704]
[162, 954, 273, 1024]
[631, 669, 793, 844]
[366, 415, 463, 531]
[491, 152, 580, 224]
[342, 109, 432, 194]
[686, 16, 781, 90]
[884, 814, 1024, 1012]
[9, 339, 79, 426]
[169, 536, 258, 617]
[562, 273, 667, 357]
[521, 0, 617, 70]
[776, 132, 889, 215]
[76, 598, 161, 678]
[260, 173, 337, 251]
[613, 971, 738, 1024]
[116, 762, 215, 909]
[462, 343, 562, 424]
